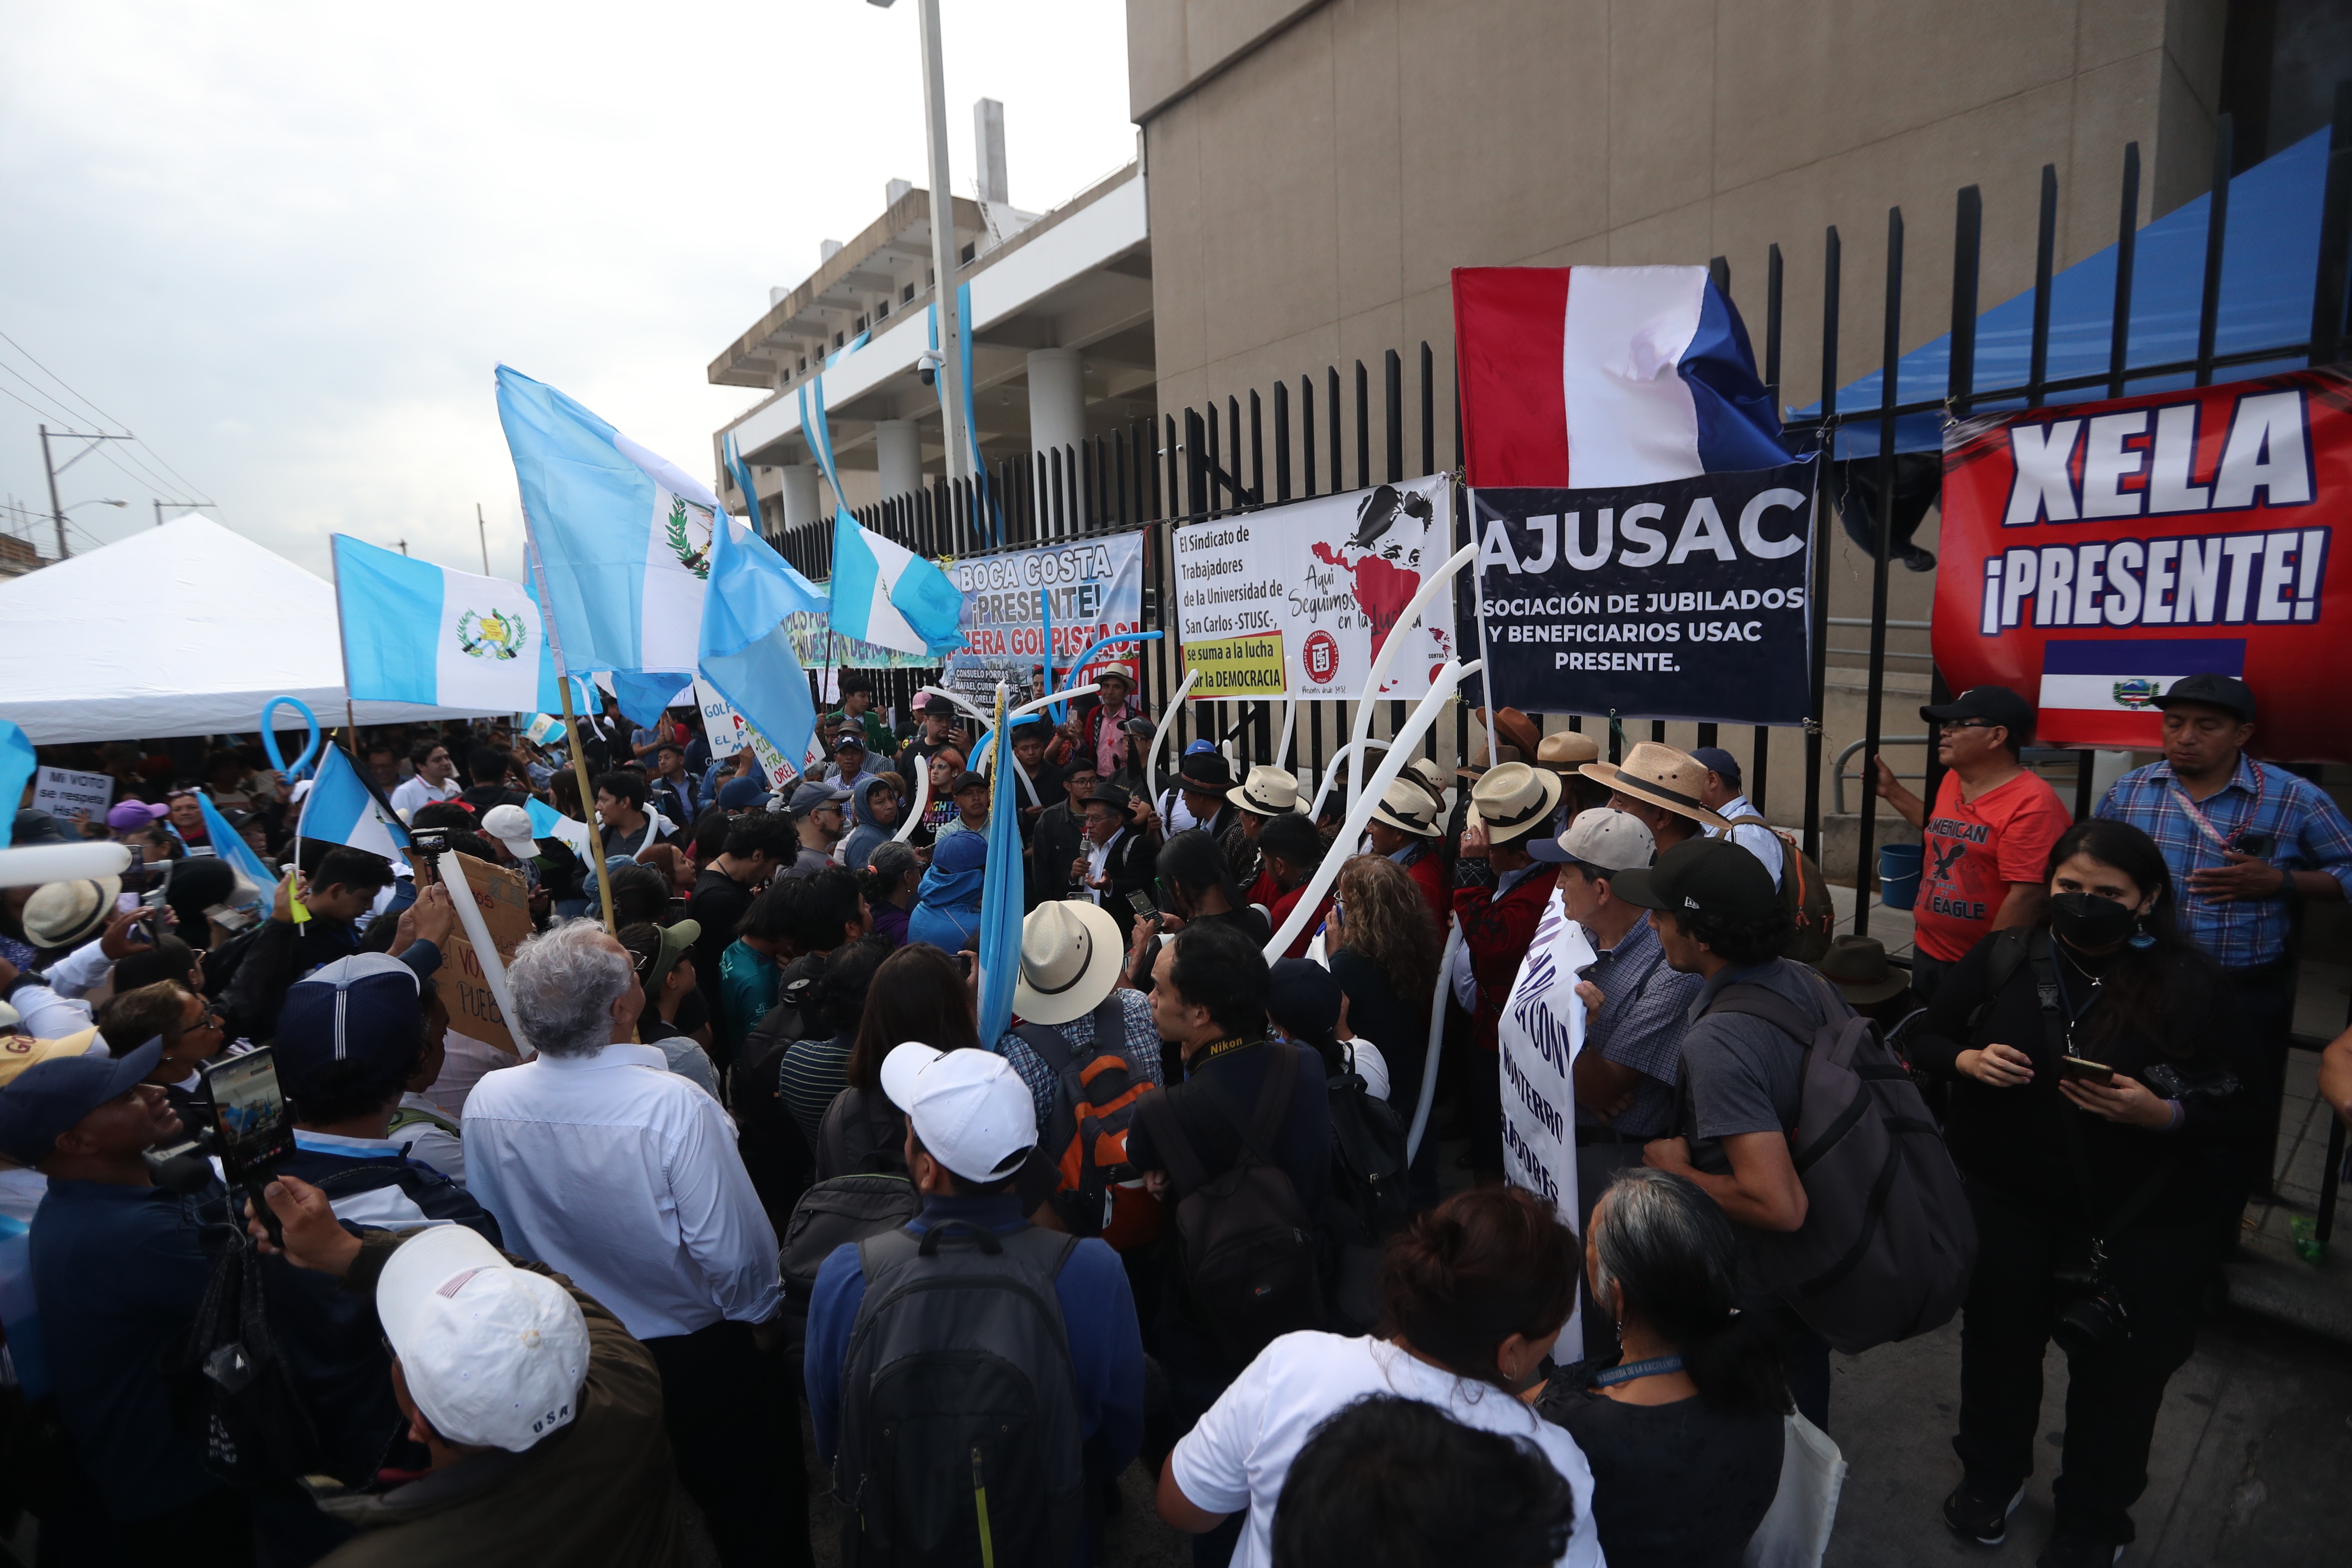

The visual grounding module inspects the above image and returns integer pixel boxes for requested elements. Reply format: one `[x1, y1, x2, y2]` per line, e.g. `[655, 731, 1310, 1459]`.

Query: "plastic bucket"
[1877, 843, 1923, 910]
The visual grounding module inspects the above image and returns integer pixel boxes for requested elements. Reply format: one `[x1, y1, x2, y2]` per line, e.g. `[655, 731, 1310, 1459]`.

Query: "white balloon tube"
[0, 840, 133, 889]
[1144, 667, 1199, 803]
[916, 685, 991, 726]
[1406, 913, 1464, 1164]
[1274, 699, 1296, 771]
[1265, 658, 1481, 961]
[436, 851, 519, 1041]
[1347, 541, 1476, 816]
[891, 756, 931, 844]
[1307, 738, 1391, 825]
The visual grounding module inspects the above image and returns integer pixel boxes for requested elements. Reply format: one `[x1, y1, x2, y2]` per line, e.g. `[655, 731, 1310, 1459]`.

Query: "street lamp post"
[870, 0, 971, 483]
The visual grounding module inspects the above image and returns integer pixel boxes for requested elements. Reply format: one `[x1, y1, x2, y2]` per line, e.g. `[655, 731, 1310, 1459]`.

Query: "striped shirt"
[996, 989, 1163, 1137]
[1574, 915, 1703, 1137]
[2098, 754, 2352, 969]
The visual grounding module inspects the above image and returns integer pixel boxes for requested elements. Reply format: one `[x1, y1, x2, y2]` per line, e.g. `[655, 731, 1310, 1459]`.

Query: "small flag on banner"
[2037, 637, 2247, 748]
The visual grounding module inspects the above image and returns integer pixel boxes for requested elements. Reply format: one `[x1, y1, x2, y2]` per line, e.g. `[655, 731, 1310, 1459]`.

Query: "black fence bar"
[1852, 205, 1903, 939]
[2197, 114, 2235, 388]
[1274, 383, 1292, 502]
[2027, 165, 2057, 410]
[2109, 145, 2140, 398]
[1802, 224, 1839, 865]
[2310, 84, 2352, 367]
[1354, 360, 1371, 490]
[1328, 366, 1342, 492]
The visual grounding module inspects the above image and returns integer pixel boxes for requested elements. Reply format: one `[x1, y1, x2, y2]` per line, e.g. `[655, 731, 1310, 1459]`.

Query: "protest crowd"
[0, 650, 2345, 1568]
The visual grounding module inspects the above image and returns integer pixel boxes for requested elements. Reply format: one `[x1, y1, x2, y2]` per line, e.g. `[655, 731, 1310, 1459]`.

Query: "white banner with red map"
[1172, 474, 1455, 700]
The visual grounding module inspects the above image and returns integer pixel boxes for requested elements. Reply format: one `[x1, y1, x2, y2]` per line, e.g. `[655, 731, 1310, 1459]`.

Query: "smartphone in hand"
[2057, 1055, 2116, 1087]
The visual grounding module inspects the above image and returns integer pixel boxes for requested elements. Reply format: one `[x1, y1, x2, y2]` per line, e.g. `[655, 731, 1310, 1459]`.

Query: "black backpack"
[1140, 1046, 1327, 1364]
[179, 1233, 325, 1488]
[1320, 1044, 1411, 1335]
[780, 1173, 921, 1310]
[834, 1221, 1083, 1568]
[1700, 976, 1977, 1354]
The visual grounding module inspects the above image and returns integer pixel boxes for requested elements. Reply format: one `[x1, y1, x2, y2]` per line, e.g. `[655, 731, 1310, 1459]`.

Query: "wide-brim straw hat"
[1536, 731, 1602, 773]
[1579, 742, 1731, 831]
[1468, 762, 1564, 845]
[1228, 764, 1298, 817]
[1370, 779, 1442, 839]
[1013, 898, 1127, 1026]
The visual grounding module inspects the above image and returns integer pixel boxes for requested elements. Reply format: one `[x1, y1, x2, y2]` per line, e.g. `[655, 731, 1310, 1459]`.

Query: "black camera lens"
[2052, 1289, 2129, 1359]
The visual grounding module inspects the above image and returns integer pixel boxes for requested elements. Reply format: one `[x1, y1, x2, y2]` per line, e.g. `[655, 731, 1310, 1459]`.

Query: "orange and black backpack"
[1012, 994, 1162, 1250]
[1727, 813, 1838, 963]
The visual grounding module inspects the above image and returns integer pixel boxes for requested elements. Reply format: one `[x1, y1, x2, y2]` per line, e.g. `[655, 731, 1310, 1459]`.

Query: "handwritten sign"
[32, 768, 113, 827]
[434, 851, 531, 1054]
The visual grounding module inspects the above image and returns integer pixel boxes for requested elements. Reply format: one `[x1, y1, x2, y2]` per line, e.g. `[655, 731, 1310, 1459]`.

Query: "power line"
[0, 328, 217, 506]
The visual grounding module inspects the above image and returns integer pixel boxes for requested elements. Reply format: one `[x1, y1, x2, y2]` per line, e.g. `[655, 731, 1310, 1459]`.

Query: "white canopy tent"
[0, 514, 509, 744]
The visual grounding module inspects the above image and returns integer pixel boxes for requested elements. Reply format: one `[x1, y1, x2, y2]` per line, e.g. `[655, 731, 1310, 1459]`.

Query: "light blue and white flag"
[333, 536, 544, 711]
[193, 793, 275, 900]
[0, 723, 34, 849]
[702, 510, 826, 769]
[495, 365, 714, 677]
[974, 685, 1024, 1044]
[297, 744, 410, 864]
[524, 797, 598, 862]
[831, 512, 966, 658]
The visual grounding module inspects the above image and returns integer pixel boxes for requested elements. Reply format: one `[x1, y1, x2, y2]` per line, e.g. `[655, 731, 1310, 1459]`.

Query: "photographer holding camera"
[1908, 818, 2254, 1568]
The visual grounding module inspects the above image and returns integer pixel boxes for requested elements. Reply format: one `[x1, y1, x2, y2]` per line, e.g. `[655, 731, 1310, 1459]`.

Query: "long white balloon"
[1264, 657, 1482, 961]
[0, 840, 133, 889]
[1273, 699, 1295, 772]
[1143, 667, 1200, 803]
[890, 749, 932, 844]
[1346, 541, 1476, 816]
[1405, 914, 1463, 1164]
[1306, 737, 1392, 825]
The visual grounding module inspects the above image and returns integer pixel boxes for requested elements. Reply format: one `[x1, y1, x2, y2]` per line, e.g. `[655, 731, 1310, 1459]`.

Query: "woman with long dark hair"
[1534, 1167, 1787, 1567]
[1324, 854, 1442, 1109]
[1910, 817, 2248, 1566]
[777, 935, 892, 1142]
[812, 943, 982, 1179]
[1158, 1185, 1605, 1568]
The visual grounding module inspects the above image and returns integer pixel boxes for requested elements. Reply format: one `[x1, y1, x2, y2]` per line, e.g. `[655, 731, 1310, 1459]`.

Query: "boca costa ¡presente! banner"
[1936, 367, 2346, 762]
[1473, 458, 1819, 725]
[1173, 475, 1456, 701]
[945, 533, 1145, 686]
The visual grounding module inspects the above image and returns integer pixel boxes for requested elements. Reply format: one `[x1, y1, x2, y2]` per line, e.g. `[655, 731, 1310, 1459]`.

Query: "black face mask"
[2050, 891, 2138, 949]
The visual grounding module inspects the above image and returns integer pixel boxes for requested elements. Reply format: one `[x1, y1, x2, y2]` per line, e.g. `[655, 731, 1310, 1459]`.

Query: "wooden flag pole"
[559, 677, 617, 933]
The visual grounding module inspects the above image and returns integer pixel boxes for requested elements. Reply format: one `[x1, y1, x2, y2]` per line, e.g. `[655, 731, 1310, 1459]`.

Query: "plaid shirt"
[995, 988, 1163, 1136]
[2098, 754, 2352, 969]
[1575, 915, 1704, 1136]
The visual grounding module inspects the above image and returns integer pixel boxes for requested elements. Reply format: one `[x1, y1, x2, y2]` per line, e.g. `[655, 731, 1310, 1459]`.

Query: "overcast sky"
[0, 1, 1133, 580]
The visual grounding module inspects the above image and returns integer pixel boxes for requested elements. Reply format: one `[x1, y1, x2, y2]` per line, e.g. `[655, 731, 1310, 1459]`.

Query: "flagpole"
[328, 536, 361, 755]
[522, 529, 616, 932]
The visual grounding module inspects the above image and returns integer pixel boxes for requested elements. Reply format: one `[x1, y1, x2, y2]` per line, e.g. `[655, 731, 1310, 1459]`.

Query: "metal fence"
[760, 98, 2352, 945]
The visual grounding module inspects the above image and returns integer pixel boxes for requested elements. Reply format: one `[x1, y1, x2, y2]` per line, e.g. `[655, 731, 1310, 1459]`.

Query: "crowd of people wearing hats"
[3, 653, 2349, 1568]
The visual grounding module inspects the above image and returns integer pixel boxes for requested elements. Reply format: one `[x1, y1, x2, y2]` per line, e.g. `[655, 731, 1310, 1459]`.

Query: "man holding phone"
[2097, 673, 2352, 1199]
[1072, 784, 1155, 942]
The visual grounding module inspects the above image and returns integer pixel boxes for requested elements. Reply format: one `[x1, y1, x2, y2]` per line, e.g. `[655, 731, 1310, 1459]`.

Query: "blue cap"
[934, 831, 989, 873]
[789, 780, 853, 815]
[1689, 746, 1741, 789]
[0, 1038, 161, 1164]
[716, 775, 769, 811]
[275, 954, 424, 1102]
[1184, 739, 1216, 755]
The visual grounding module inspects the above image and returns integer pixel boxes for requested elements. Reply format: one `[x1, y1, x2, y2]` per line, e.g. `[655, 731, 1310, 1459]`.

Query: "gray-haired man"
[462, 919, 803, 1568]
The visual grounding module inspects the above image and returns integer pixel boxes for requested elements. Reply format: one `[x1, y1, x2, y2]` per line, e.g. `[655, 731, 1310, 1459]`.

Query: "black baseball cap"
[2152, 671, 2255, 723]
[950, 770, 990, 795]
[0, 1038, 162, 1164]
[1919, 684, 2034, 744]
[1610, 836, 1777, 925]
[832, 732, 868, 754]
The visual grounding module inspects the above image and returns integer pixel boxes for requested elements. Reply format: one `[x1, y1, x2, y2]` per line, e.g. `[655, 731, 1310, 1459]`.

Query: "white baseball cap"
[480, 804, 539, 863]
[375, 1223, 589, 1453]
[879, 1043, 1037, 1186]
[1528, 806, 1656, 874]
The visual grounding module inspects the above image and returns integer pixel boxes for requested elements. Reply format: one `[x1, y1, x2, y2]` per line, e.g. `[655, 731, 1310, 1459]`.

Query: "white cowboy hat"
[1012, 898, 1128, 1026]
[1467, 762, 1564, 846]
[1579, 742, 1732, 831]
[1369, 778, 1442, 839]
[1226, 764, 1299, 818]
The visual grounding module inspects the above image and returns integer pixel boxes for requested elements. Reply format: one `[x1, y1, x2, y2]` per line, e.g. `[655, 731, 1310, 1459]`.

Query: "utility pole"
[395, 539, 408, 557]
[914, 0, 970, 481]
[37, 424, 133, 560]
[154, 499, 219, 528]
[477, 503, 490, 573]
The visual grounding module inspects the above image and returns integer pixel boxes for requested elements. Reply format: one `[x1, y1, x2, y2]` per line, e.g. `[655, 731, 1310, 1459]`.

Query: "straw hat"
[1228, 765, 1299, 818]
[1472, 706, 1543, 759]
[1399, 756, 1449, 811]
[1467, 762, 1564, 846]
[1369, 779, 1443, 839]
[21, 879, 122, 952]
[1012, 899, 1127, 1026]
[1579, 742, 1731, 831]
[1535, 731, 1601, 773]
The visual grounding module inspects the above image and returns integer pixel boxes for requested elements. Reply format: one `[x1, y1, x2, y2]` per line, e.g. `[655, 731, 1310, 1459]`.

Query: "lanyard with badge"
[2167, 762, 2275, 889]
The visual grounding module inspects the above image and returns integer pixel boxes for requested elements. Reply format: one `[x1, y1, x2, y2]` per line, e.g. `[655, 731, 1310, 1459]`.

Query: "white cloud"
[0, 1, 1133, 578]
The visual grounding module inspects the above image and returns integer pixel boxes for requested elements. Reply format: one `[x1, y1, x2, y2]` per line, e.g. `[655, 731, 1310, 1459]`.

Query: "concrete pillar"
[1027, 348, 1084, 535]
[780, 462, 821, 533]
[875, 420, 923, 501]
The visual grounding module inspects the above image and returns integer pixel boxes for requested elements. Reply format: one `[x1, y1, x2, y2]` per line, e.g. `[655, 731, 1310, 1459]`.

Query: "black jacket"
[1909, 927, 2250, 1221]
[1031, 800, 1087, 908]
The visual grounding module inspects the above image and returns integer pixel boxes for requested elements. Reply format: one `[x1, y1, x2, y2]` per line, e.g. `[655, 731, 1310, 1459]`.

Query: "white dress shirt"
[1705, 792, 1785, 889]
[389, 773, 462, 818]
[12, 937, 112, 1037]
[1081, 827, 1128, 906]
[461, 1041, 781, 1340]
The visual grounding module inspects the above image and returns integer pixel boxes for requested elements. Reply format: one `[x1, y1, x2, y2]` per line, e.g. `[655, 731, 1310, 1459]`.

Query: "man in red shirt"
[1871, 684, 2069, 1003]
[1452, 762, 1564, 1179]
[1258, 812, 1332, 960]
[1367, 779, 1450, 926]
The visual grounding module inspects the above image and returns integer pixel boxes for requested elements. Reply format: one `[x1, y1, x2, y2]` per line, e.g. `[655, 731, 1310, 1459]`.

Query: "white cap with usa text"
[375, 1223, 589, 1453]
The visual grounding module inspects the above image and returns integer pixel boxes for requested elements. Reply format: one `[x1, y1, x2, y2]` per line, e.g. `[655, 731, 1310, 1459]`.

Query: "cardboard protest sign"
[1473, 458, 1819, 725]
[1936, 367, 2347, 761]
[32, 767, 114, 827]
[694, 678, 799, 790]
[1174, 475, 1455, 700]
[435, 851, 531, 1054]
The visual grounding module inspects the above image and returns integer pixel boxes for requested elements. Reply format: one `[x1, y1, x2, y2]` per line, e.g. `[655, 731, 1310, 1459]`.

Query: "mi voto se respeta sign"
[1474, 457, 1818, 725]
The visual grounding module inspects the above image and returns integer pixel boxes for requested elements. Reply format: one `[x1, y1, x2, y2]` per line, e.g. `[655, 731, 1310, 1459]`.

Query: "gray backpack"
[1703, 978, 1977, 1354]
[834, 1220, 1084, 1568]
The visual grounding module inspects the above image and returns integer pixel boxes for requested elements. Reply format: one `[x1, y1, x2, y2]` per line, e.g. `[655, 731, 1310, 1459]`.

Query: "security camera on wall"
[916, 349, 944, 388]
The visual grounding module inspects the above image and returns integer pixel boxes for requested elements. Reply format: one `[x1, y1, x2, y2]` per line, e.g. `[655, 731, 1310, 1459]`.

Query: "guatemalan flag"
[830, 511, 966, 659]
[1452, 265, 1788, 488]
[333, 536, 546, 712]
[297, 743, 410, 866]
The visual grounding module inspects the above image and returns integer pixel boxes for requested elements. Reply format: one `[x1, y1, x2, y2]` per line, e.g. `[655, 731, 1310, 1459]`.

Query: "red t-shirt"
[1914, 769, 2070, 962]
[1267, 883, 1333, 960]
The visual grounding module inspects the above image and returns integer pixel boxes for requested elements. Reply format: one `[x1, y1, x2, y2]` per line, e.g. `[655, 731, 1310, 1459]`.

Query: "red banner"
[1934, 367, 2350, 763]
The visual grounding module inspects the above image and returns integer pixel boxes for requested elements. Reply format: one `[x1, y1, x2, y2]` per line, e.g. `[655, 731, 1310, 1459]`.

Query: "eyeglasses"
[1936, 719, 2000, 734]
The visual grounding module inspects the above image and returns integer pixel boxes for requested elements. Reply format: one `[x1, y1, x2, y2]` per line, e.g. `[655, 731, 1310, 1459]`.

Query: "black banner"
[1471, 458, 1819, 725]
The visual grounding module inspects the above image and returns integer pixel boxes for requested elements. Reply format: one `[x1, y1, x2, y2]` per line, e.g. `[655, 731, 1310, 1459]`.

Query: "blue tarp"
[1799, 127, 2337, 457]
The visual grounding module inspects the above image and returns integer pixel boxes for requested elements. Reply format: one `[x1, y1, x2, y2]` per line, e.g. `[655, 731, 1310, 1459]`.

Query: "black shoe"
[2036, 1530, 2123, 1568]
[1942, 1476, 2023, 1546]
